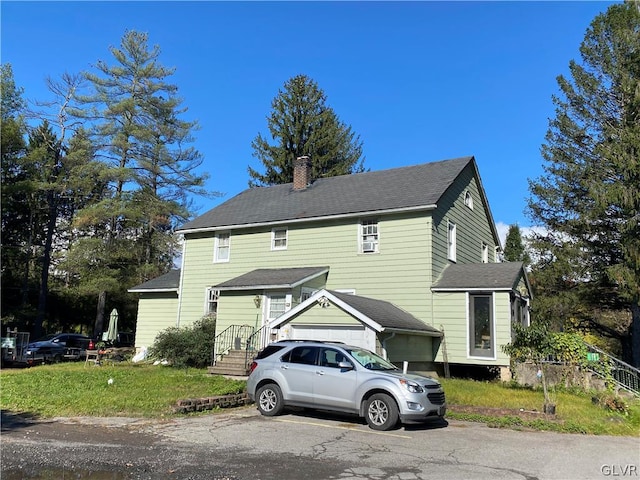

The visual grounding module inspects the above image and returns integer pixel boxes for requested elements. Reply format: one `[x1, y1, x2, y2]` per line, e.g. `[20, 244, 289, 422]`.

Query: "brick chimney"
[293, 156, 311, 190]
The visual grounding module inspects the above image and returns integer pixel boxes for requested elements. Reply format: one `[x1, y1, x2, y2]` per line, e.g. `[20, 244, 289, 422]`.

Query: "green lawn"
[0, 363, 245, 418]
[441, 378, 640, 436]
[1, 363, 638, 436]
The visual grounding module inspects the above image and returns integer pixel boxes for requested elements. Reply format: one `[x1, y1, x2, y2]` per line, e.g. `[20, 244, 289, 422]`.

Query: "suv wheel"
[256, 383, 284, 416]
[365, 393, 399, 431]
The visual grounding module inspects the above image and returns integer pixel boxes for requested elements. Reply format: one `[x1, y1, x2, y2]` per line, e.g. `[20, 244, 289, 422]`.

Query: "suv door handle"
[316, 370, 324, 375]
[281, 365, 288, 370]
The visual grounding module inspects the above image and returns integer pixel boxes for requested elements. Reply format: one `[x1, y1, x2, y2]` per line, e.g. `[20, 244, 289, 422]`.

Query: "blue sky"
[1, 1, 615, 244]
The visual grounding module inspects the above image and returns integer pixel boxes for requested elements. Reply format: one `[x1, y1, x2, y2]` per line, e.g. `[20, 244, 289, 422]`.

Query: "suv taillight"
[88, 340, 95, 350]
[248, 361, 258, 375]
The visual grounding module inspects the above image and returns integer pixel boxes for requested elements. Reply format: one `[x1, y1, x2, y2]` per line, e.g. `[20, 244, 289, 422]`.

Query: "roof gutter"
[176, 204, 438, 235]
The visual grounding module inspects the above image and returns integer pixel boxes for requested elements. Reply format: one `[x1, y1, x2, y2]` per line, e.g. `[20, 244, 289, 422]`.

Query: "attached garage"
[288, 324, 376, 351]
[271, 289, 441, 362]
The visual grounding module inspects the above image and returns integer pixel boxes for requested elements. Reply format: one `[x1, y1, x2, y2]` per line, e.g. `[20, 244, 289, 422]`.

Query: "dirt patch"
[449, 404, 558, 421]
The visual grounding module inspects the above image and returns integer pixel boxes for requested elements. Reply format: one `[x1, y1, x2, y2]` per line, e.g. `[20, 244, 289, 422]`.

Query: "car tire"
[365, 393, 399, 431]
[256, 383, 284, 417]
[51, 354, 62, 364]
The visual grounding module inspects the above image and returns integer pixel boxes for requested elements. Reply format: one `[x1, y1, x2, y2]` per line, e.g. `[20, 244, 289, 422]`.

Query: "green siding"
[289, 304, 361, 325]
[433, 291, 510, 366]
[134, 293, 178, 348]
[432, 164, 498, 279]
[384, 334, 434, 364]
[179, 212, 434, 330]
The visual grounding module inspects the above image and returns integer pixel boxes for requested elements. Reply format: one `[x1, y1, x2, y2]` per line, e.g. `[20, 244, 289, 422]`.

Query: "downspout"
[175, 237, 187, 327]
[381, 332, 396, 360]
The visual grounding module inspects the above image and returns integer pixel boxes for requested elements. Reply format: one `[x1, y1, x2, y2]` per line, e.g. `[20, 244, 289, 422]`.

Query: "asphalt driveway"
[1, 407, 638, 479]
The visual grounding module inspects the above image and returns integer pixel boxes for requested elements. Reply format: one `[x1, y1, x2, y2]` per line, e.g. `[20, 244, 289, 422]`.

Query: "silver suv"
[246, 340, 446, 431]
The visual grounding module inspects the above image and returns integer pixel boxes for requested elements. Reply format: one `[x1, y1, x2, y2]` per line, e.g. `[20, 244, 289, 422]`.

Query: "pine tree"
[527, 1, 640, 365]
[73, 30, 211, 334]
[1, 64, 30, 315]
[248, 74, 365, 187]
[503, 224, 531, 265]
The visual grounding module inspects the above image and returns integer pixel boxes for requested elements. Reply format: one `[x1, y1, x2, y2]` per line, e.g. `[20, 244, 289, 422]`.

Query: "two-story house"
[130, 155, 531, 378]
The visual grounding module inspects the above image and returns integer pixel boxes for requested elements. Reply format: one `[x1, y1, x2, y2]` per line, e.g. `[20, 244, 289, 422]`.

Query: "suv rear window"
[255, 345, 286, 360]
[282, 346, 318, 365]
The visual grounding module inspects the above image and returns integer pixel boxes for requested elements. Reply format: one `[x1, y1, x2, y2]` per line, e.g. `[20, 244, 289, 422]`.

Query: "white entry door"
[289, 325, 375, 351]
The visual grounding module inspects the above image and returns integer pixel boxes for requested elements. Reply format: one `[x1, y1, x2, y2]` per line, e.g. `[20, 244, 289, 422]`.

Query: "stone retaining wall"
[173, 393, 253, 414]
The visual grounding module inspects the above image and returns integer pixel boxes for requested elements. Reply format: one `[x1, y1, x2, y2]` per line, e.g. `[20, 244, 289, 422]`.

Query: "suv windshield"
[347, 348, 398, 371]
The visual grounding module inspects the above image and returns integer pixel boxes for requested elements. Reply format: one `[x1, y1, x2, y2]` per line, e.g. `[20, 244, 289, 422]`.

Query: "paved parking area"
[2, 407, 638, 479]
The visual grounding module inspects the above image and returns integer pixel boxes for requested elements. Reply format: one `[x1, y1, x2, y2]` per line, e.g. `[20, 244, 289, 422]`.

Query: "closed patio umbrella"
[107, 309, 119, 343]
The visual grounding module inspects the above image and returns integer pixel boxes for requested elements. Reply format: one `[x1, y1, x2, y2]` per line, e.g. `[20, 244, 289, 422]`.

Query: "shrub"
[592, 393, 630, 415]
[149, 315, 216, 368]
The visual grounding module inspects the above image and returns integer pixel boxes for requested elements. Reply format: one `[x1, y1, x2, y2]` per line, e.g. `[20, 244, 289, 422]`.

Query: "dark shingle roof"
[178, 156, 474, 232]
[129, 269, 181, 292]
[215, 267, 329, 290]
[432, 262, 525, 290]
[329, 290, 442, 335]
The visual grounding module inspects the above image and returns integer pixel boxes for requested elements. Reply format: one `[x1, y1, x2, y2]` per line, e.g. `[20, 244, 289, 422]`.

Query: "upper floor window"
[271, 228, 288, 250]
[360, 220, 379, 253]
[464, 191, 474, 209]
[214, 232, 230, 263]
[205, 288, 219, 315]
[482, 242, 489, 263]
[447, 221, 457, 262]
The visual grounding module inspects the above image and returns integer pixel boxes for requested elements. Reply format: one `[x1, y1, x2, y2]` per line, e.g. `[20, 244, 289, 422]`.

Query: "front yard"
[1, 363, 638, 436]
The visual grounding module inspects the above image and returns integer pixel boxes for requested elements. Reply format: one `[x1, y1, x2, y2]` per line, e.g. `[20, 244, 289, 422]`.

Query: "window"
[482, 242, 489, 263]
[469, 293, 494, 358]
[300, 287, 316, 302]
[360, 220, 379, 253]
[447, 221, 457, 262]
[271, 228, 287, 250]
[319, 348, 351, 368]
[214, 233, 230, 262]
[283, 346, 318, 365]
[464, 191, 474, 209]
[267, 294, 287, 320]
[205, 288, 219, 315]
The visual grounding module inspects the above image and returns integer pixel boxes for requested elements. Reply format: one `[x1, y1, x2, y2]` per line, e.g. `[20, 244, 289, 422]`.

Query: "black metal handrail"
[212, 324, 255, 366]
[244, 324, 273, 368]
[584, 343, 639, 396]
[542, 341, 639, 396]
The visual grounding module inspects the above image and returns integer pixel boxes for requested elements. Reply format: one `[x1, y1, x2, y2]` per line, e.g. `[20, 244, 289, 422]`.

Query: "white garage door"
[289, 325, 375, 350]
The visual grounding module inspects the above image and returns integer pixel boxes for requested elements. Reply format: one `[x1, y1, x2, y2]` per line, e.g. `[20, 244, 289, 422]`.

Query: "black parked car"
[26, 333, 91, 364]
[24, 341, 66, 365]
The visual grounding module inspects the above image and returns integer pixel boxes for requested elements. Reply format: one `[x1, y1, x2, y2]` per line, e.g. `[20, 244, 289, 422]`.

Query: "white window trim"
[464, 190, 474, 210]
[334, 288, 356, 295]
[359, 219, 379, 254]
[481, 242, 489, 263]
[271, 227, 288, 251]
[466, 292, 497, 360]
[214, 232, 230, 263]
[266, 292, 292, 321]
[447, 221, 457, 262]
[204, 287, 220, 315]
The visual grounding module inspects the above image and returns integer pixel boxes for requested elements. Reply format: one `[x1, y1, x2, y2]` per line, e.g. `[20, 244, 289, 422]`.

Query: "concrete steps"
[208, 349, 254, 376]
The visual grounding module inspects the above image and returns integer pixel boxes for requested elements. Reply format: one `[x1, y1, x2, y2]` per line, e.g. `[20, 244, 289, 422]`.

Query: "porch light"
[253, 295, 261, 308]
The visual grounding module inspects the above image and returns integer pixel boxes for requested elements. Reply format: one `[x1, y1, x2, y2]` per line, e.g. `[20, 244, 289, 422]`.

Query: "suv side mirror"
[338, 361, 354, 370]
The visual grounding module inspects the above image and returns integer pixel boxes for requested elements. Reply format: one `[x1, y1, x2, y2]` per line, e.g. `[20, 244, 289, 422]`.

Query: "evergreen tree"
[1, 64, 30, 319]
[74, 30, 211, 334]
[527, 1, 640, 365]
[248, 74, 365, 187]
[503, 224, 531, 265]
